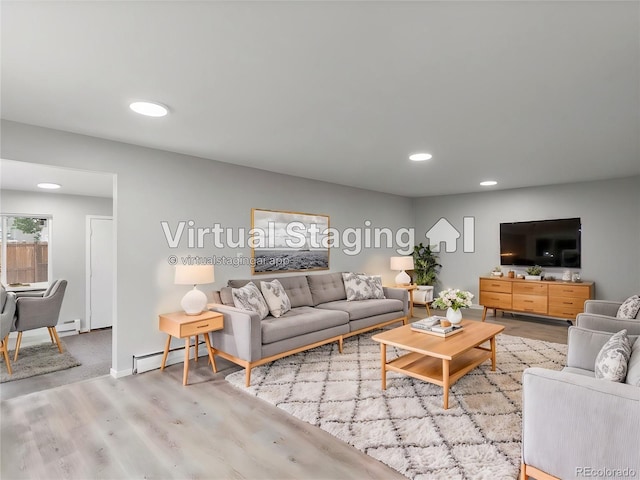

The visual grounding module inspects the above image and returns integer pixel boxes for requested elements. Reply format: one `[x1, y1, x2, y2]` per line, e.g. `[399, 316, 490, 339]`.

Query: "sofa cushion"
[594, 329, 631, 382]
[220, 287, 234, 306]
[562, 366, 596, 378]
[231, 282, 269, 320]
[307, 272, 347, 305]
[342, 272, 385, 301]
[316, 298, 403, 321]
[228, 275, 314, 308]
[625, 338, 640, 387]
[261, 306, 349, 345]
[617, 295, 640, 319]
[260, 279, 291, 318]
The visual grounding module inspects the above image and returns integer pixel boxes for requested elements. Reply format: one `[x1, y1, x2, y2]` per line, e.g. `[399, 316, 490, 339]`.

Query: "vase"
[446, 307, 462, 325]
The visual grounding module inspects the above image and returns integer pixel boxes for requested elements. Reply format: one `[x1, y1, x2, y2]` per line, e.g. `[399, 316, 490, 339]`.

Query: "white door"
[86, 216, 113, 330]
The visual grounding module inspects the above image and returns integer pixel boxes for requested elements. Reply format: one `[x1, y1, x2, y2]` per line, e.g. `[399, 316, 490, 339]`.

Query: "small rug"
[226, 333, 567, 480]
[1, 342, 81, 383]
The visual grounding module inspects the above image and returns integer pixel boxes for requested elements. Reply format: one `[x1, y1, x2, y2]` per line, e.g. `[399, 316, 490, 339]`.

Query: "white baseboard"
[133, 340, 209, 374]
[110, 367, 133, 378]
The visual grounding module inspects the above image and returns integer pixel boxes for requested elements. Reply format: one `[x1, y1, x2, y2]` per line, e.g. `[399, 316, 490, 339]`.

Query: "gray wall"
[0, 189, 113, 331]
[412, 176, 640, 301]
[1, 120, 414, 375]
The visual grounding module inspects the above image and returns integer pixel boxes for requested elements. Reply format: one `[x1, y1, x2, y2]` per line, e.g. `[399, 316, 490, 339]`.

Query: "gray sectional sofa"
[208, 272, 408, 386]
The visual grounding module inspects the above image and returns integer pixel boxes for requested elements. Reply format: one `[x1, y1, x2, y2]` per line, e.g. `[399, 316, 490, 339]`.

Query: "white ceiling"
[0, 159, 114, 198]
[1, 1, 639, 197]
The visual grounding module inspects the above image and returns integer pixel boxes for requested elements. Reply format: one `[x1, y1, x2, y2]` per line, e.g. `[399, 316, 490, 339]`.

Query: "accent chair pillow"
[231, 282, 269, 320]
[616, 295, 640, 319]
[342, 272, 386, 301]
[260, 279, 292, 318]
[594, 329, 632, 382]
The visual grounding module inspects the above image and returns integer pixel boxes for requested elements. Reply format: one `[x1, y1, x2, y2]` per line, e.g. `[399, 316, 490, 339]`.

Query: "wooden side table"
[158, 310, 224, 385]
[389, 284, 418, 318]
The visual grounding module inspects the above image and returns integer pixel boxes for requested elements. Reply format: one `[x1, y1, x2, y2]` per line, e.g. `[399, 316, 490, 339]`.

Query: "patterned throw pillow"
[342, 272, 386, 301]
[231, 282, 269, 319]
[617, 295, 640, 319]
[594, 330, 632, 382]
[260, 280, 292, 318]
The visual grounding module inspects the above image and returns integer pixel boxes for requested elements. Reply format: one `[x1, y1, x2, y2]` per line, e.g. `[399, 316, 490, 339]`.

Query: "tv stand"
[479, 276, 594, 322]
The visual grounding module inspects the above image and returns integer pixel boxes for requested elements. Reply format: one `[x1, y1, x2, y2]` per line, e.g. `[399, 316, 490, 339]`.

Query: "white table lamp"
[390, 256, 414, 286]
[175, 265, 215, 315]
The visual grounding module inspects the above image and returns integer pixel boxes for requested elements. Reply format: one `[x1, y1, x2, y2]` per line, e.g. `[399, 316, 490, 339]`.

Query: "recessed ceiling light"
[37, 183, 61, 189]
[409, 153, 433, 162]
[480, 180, 498, 186]
[129, 101, 169, 117]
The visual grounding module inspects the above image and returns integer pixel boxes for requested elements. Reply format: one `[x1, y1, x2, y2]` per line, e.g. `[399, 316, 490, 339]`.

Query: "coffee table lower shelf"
[383, 346, 492, 409]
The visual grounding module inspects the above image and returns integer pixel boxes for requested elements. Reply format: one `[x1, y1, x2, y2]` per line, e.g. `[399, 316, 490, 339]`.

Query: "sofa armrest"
[576, 313, 640, 335]
[522, 367, 640, 479]
[208, 304, 262, 362]
[584, 300, 622, 316]
[383, 287, 409, 317]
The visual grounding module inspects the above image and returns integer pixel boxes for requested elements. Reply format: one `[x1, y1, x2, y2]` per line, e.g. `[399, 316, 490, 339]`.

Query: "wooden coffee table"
[371, 319, 504, 409]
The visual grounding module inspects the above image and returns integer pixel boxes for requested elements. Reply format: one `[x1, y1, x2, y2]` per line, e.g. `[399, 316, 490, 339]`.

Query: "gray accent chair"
[521, 301, 640, 480]
[12, 279, 68, 361]
[1, 285, 17, 375]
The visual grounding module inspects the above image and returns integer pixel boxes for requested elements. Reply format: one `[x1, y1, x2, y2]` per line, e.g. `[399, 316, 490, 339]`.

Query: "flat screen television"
[500, 218, 581, 267]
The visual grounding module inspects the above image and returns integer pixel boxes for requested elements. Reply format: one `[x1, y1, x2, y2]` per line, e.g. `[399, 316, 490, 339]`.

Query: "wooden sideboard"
[479, 276, 594, 322]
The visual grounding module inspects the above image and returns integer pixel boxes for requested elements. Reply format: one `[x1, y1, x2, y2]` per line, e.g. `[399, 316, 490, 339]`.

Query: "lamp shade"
[390, 256, 414, 271]
[174, 265, 215, 285]
[175, 265, 214, 315]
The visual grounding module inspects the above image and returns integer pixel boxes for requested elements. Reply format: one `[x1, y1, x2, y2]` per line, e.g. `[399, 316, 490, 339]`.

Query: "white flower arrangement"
[431, 288, 474, 311]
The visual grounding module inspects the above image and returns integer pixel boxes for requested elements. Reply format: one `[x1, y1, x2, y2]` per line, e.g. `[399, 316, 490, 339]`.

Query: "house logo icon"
[426, 217, 475, 253]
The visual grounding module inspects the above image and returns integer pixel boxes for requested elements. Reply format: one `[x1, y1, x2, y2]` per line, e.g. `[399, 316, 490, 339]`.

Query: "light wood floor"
[0, 310, 568, 480]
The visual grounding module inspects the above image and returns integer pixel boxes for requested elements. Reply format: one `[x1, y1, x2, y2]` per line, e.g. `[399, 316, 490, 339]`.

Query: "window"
[0, 215, 51, 286]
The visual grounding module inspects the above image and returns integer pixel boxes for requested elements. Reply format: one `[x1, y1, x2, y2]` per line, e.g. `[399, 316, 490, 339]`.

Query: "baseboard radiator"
[133, 339, 208, 374]
[57, 318, 81, 334]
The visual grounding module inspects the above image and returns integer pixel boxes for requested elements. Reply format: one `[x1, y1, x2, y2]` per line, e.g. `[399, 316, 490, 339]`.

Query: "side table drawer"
[180, 315, 223, 337]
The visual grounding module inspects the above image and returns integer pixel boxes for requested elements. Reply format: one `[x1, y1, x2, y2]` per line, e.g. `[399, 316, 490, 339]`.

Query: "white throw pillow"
[231, 282, 269, 319]
[342, 272, 386, 301]
[260, 279, 292, 318]
[616, 295, 640, 319]
[594, 329, 632, 382]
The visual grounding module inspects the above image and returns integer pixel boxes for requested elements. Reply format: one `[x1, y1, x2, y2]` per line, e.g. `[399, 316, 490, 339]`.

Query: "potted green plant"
[412, 243, 441, 304]
[525, 265, 543, 281]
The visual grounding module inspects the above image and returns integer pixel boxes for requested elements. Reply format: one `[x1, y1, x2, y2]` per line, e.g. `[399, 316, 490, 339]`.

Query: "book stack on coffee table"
[411, 316, 464, 337]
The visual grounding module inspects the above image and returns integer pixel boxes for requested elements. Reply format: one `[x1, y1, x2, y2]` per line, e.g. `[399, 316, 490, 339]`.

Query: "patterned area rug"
[1, 342, 81, 383]
[226, 332, 567, 480]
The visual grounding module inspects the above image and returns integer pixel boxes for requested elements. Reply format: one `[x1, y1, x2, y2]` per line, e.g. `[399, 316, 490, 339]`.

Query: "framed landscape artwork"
[251, 208, 330, 274]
